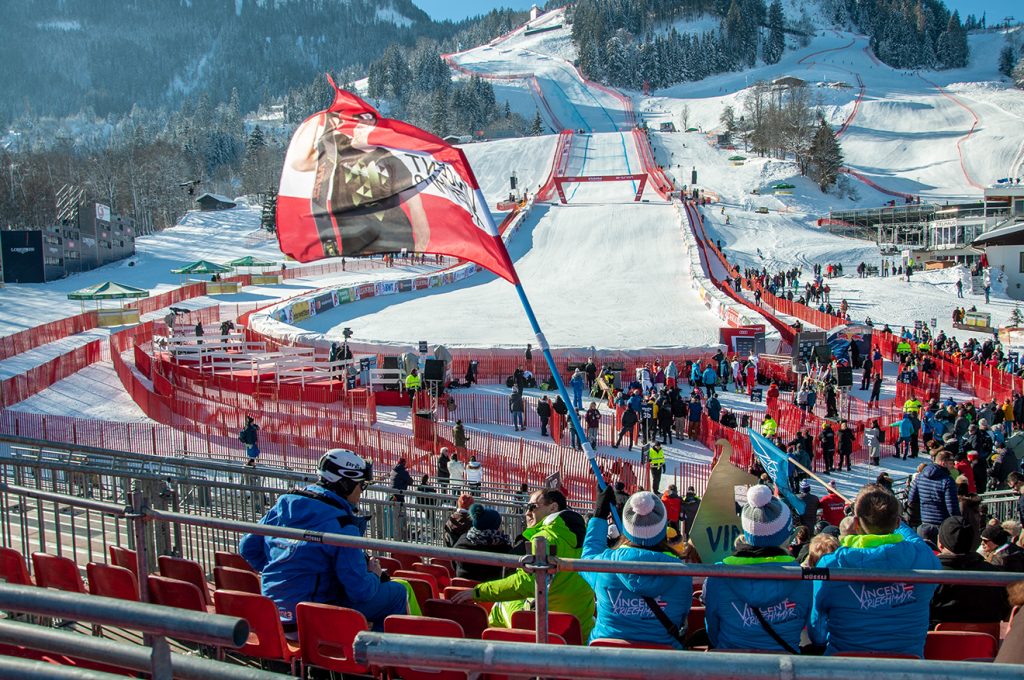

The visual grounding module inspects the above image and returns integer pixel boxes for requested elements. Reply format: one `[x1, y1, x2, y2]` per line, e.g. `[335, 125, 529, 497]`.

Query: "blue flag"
[747, 428, 805, 516]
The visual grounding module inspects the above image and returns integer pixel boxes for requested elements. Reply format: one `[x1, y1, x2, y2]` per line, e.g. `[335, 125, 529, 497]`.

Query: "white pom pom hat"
[741, 484, 793, 548]
[622, 491, 667, 547]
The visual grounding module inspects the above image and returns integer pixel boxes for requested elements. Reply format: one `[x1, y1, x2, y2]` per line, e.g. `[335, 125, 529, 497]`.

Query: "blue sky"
[415, 1, 1015, 24]
[416, 1, 537, 22]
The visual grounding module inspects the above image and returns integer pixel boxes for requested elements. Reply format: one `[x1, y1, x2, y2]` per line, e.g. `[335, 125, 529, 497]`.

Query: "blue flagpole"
[474, 189, 620, 524]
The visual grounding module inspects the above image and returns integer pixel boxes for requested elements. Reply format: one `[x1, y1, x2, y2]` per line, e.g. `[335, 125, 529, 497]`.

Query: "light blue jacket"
[703, 552, 812, 651]
[809, 523, 941, 656]
[580, 518, 692, 648]
[702, 367, 718, 387]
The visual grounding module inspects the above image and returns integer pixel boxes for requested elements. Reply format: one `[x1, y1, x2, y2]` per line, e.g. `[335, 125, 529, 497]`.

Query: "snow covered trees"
[808, 118, 844, 192]
[999, 45, 1017, 78]
[763, 0, 786, 65]
[857, 0, 969, 71]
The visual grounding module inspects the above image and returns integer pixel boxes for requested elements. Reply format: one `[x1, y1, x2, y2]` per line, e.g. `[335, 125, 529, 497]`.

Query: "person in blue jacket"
[809, 483, 941, 657]
[703, 485, 812, 652]
[896, 416, 916, 460]
[239, 449, 408, 630]
[569, 369, 585, 410]
[690, 361, 703, 388]
[907, 451, 960, 527]
[582, 488, 692, 648]
[702, 365, 719, 397]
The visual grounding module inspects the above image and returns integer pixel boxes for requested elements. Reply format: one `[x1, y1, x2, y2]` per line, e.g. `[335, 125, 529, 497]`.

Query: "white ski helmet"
[318, 449, 373, 485]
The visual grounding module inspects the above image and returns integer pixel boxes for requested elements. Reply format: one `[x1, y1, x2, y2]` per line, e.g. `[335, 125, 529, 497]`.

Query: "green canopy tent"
[728, 155, 747, 162]
[773, 183, 795, 189]
[67, 281, 149, 324]
[171, 259, 232, 283]
[227, 255, 277, 274]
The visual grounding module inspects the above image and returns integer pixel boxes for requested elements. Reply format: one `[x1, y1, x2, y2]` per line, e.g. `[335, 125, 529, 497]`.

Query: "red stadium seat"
[296, 602, 369, 677]
[214, 590, 300, 672]
[108, 546, 139, 578]
[393, 570, 439, 598]
[924, 631, 998, 661]
[396, 577, 435, 611]
[391, 552, 420, 572]
[31, 553, 85, 594]
[383, 615, 466, 680]
[483, 627, 566, 645]
[213, 566, 260, 594]
[590, 638, 673, 650]
[510, 610, 582, 646]
[378, 556, 403, 574]
[423, 598, 490, 639]
[147, 575, 210, 613]
[214, 551, 255, 573]
[450, 578, 480, 589]
[431, 558, 456, 578]
[158, 556, 211, 606]
[935, 621, 1002, 642]
[87, 563, 139, 601]
[414, 562, 452, 589]
[0, 547, 33, 586]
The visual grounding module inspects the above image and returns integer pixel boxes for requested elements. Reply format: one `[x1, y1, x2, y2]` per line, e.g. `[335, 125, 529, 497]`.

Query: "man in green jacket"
[451, 488, 595, 639]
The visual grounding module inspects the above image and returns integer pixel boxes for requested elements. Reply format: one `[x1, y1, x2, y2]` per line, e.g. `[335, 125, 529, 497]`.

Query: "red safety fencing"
[0, 339, 104, 407]
[537, 131, 574, 201]
[0, 312, 98, 361]
[281, 255, 458, 281]
[631, 128, 674, 198]
[127, 283, 207, 316]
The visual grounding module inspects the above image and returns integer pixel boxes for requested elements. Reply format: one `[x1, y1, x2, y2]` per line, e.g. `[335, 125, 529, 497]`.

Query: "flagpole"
[474, 190, 612, 499]
[785, 456, 851, 503]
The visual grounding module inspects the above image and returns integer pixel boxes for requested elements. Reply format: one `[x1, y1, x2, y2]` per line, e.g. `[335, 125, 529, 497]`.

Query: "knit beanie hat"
[621, 491, 667, 547]
[468, 504, 501, 531]
[741, 485, 793, 548]
[457, 492, 474, 512]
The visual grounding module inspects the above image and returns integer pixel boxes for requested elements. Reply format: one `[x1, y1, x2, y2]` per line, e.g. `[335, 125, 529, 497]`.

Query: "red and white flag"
[276, 78, 519, 283]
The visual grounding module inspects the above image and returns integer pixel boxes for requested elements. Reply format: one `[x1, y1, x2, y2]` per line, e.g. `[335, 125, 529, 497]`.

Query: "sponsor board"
[398, 279, 413, 292]
[355, 283, 375, 300]
[375, 281, 397, 296]
[428, 275, 442, 288]
[313, 291, 336, 314]
[414, 277, 429, 290]
[336, 288, 352, 304]
[291, 300, 312, 323]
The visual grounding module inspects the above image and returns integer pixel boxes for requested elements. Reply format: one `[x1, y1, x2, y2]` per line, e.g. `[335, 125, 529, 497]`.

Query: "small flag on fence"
[276, 76, 519, 283]
[747, 429, 805, 516]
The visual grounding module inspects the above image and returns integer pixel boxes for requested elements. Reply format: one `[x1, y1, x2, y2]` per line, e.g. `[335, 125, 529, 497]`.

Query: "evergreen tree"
[936, 10, 968, 69]
[530, 110, 544, 136]
[720, 106, 736, 134]
[1014, 56, 1024, 90]
[764, 0, 786, 65]
[999, 45, 1017, 78]
[809, 118, 844, 192]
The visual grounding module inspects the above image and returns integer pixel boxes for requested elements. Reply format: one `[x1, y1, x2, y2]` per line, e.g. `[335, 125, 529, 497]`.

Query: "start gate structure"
[553, 173, 649, 203]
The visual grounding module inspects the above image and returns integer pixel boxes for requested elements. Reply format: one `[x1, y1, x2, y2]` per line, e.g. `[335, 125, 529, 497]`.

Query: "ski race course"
[1, 6, 1024, 502]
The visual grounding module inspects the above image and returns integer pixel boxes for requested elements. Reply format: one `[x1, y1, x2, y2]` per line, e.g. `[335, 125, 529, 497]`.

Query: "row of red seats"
[0, 546, 1008, 666]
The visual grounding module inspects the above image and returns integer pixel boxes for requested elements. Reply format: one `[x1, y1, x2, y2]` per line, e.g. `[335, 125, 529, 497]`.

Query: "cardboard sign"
[689, 439, 758, 564]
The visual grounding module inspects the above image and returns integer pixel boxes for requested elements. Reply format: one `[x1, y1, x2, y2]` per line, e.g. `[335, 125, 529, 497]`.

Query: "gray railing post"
[129, 490, 150, 604]
[529, 534, 550, 644]
[149, 635, 173, 680]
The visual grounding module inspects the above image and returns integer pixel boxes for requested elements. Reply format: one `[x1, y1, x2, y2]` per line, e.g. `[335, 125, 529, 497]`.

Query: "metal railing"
[352, 635, 1023, 679]
[1, 476, 1022, 671]
[0, 583, 281, 680]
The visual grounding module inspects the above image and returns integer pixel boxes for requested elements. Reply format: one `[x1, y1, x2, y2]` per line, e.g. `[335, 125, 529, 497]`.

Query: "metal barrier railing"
[351, 634, 1023, 680]
[1, 477, 1021, 657]
[0, 583, 280, 680]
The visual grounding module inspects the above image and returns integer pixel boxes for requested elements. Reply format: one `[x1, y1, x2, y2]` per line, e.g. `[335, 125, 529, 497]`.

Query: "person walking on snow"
[240, 415, 260, 467]
[702, 364, 719, 398]
[509, 388, 525, 432]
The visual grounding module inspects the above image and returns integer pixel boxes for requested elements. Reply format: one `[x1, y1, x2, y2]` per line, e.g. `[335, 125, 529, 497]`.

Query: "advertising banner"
[398, 279, 413, 292]
[690, 441, 757, 565]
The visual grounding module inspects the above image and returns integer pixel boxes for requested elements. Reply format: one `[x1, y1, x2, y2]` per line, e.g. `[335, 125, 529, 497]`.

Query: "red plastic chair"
[590, 638, 673, 650]
[0, 547, 33, 586]
[510, 610, 582, 646]
[147, 575, 210, 613]
[31, 553, 85, 593]
[214, 590, 300, 672]
[924, 631, 998, 661]
[483, 627, 567, 645]
[443, 586, 472, 600]
[687, 606, 706, 634]
[214, 566, 261, 594]
[1010, 605, 1019, 624]
[108, 546, 139, 578]
[383, 615, 467, 680]
[432, 559, 456, 578]
[378, 556, 403, 574]
[391, 552, 420, 572]
[158, 555, 211, 606]
[214, 551, 255, 573]
[834, 651, 919, 659]
[396, 577, 434, 611]
[87, 563, 139, 601]
[414, 562, 452, 590]
[423, 598, 490, 640]
[393, 570, 439, 598]
[935, 621, 1002, 642]
[450, 578, 480, 589]
[296, 602, 370, 677]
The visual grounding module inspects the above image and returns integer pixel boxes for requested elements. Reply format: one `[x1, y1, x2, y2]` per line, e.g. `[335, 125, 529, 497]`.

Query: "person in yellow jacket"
[896, 340, 912, 355]
[451, 489, 596, 640]
[404, 368, 421, 407]
[902, 397, 922, 416]
[648, 441, 666, 493]
[761, 414, 778, 438]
